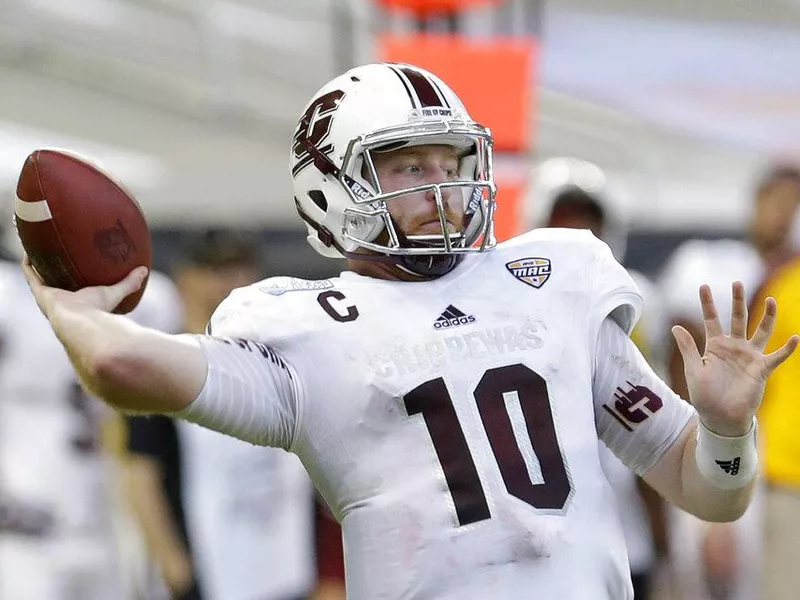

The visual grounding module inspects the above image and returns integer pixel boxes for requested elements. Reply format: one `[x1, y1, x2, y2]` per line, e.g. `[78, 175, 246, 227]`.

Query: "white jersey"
[180, 421, 315, 600]
[0, 264, 181, 600]
[184, 229, 695, 600]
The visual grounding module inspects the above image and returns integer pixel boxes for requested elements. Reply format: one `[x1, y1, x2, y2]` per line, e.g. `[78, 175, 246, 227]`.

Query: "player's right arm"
[22, 259, 205, 413]
[24, 258, 301, 450]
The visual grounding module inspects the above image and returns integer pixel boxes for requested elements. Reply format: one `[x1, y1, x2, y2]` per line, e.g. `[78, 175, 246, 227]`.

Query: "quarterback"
[21, 63, 798, 599]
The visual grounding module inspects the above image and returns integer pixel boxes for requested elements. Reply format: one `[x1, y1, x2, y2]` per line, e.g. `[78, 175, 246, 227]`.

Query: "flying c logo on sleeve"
[602, 381, 663, 431]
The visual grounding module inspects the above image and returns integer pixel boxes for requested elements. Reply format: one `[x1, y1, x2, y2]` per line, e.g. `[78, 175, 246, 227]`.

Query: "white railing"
[0, 0, 373, 128]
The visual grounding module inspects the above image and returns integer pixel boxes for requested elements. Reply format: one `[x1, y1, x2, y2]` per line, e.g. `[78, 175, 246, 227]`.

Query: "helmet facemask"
[330, 118, 497, 276]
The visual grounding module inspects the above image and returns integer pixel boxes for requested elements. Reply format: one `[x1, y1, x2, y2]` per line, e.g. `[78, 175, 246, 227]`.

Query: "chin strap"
[398, 253, 461, 278]
[391, 218, 462, 277]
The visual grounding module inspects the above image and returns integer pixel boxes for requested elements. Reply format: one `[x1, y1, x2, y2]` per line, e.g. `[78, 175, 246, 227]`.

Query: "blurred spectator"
[748, 253, 800, 600]
[658, 163, 800, 600]
[527, 165, 668, 600]
[0, 226, 179, 600]
[123, 229, 316, 600]
[748, 165, 800, 272]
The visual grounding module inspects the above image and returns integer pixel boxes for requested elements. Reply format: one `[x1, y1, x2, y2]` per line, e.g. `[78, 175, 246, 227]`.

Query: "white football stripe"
[15, 195, 52, 222]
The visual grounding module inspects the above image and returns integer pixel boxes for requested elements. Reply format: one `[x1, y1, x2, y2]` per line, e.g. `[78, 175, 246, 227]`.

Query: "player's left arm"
[598, 282, 797, 522]
[644, 282, 797, 520]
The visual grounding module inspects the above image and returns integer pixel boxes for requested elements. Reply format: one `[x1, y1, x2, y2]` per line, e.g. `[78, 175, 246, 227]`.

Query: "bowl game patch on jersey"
[506, 257, 552, 288]
[258, 277, 335, 296]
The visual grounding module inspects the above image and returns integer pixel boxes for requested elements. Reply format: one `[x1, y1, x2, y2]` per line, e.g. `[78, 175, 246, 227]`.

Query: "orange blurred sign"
[493, 178, 526, 242]
[379, 33, 537, 153]
[376, 0, 501, 15]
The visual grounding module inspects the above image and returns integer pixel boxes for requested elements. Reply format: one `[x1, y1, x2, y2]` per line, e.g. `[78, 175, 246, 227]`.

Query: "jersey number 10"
[403, 363, 571, 526]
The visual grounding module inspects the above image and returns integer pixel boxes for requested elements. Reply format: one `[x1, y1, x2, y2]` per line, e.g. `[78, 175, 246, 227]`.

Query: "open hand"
[672, 281, 798, 437]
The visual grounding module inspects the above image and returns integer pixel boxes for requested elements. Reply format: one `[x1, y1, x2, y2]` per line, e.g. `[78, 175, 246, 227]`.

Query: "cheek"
[377, 172, 411, 193]
[760, 207, 792, 231]
[757, 192, 800, 227]
[385, 198, 411, 229]
[388, 193, 428, 217]
[778, 198, 800, 221]
[445, 190, 467, 214]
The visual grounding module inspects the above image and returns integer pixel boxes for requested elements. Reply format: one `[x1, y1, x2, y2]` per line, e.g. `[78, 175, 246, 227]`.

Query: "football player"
[0, 223, 182, 600]
[18, 63, 799, 600]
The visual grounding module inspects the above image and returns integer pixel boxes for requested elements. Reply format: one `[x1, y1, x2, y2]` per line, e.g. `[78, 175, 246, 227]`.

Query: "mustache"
[413, 211, 463, 230]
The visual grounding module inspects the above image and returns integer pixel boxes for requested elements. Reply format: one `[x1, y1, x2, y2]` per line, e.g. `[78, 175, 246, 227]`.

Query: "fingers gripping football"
[22, 254, 149, 317]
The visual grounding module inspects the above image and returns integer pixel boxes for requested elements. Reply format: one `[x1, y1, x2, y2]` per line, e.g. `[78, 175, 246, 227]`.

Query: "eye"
[396, 163, 422, 175]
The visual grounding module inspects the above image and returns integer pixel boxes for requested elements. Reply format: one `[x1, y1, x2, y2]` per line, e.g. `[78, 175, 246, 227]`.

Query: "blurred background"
[1, 1, 799, 600]
[0, 0, 797, 274]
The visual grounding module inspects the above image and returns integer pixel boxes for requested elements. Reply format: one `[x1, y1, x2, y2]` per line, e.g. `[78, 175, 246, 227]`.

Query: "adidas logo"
[433, 305, 476, 329]
[715, 457, 741, 475]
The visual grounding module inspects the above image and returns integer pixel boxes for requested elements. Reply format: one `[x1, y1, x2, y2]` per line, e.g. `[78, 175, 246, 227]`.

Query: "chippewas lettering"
[367, 322, 545, 378]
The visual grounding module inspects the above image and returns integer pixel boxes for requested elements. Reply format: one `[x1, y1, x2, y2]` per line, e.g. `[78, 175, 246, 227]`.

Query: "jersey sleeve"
[594, 317, 696, 475]
[587, 235, 643, 342]
[169, 287, 302, 450]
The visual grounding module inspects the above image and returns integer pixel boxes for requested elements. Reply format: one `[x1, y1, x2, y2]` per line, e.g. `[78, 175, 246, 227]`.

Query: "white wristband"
[695, 418, 758, 490]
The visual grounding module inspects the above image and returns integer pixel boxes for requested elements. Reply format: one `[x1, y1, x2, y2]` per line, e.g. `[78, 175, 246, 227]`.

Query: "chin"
[413, 222, 459, 236]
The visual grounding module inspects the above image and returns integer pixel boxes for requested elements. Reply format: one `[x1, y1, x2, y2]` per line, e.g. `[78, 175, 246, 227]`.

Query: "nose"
[425, 168, 453, 204]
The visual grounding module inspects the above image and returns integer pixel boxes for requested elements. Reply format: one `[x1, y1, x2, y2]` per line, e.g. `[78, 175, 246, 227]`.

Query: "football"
[14, 148, 153, 314]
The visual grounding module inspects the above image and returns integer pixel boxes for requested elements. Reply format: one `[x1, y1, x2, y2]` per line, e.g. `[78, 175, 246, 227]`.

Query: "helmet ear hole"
[308, 190, 328, 212]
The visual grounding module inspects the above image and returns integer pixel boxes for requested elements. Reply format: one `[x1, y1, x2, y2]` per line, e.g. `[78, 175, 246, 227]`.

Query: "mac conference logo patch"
[506, 257, 552, 289]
